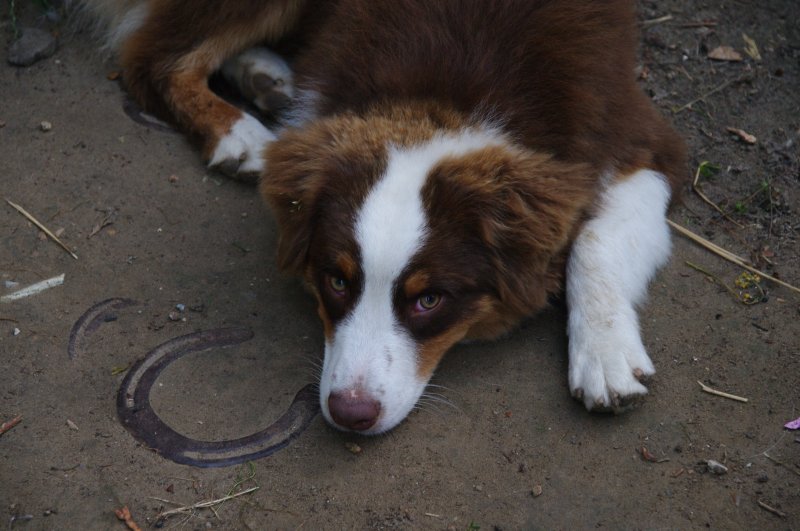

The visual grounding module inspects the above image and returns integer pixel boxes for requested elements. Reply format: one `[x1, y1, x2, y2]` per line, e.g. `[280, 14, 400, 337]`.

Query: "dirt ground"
[1, 0, 799, 529]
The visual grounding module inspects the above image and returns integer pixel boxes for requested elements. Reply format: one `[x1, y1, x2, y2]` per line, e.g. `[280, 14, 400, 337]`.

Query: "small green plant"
[696, 161, 720, 180]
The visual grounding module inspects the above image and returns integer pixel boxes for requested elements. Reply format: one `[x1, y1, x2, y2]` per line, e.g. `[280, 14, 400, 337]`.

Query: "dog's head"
[261, 104, 593, 433]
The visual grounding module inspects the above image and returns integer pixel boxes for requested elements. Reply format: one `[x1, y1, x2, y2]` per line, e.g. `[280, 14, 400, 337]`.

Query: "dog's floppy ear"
[260, 128, 332, 274]
[430, 147, 596, 313]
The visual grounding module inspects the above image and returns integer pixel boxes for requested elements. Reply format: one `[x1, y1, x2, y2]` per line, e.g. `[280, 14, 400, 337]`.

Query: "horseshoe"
[116, 327, 319, 467]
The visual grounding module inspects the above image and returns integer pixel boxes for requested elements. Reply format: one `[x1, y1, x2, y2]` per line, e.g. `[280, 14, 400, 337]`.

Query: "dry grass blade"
[159, 486, 259, 518]
[697, 380, 749, 403]
[5, 198, 78, 260]
[642, 14, 673, 27]
[668, 220, 800, 296]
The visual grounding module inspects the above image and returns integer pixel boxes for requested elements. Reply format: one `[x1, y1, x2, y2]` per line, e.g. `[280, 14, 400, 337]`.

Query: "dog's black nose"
[327, 390, 381, 431]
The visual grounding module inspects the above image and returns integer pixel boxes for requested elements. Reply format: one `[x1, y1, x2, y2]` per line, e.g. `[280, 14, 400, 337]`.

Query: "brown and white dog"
[79, 0, 687, 433]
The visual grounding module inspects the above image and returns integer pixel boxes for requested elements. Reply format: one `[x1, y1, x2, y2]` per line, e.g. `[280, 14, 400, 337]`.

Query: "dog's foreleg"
[566, 169, 672, 411]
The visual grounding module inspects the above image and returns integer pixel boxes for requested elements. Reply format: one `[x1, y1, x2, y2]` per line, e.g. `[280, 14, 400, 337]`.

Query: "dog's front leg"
[566, 169, 672, 411]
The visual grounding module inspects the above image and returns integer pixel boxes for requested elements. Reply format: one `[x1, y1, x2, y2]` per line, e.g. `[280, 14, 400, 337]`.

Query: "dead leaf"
[708, 46, 743, 62]
[726, 127, 757, 144]
[742, 34, 761, 61]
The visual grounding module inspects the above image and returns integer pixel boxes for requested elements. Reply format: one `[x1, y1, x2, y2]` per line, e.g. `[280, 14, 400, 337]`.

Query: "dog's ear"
[260, 119, 387, 274]
[260, 128, 332, 274]
[429, 147, 596, 313]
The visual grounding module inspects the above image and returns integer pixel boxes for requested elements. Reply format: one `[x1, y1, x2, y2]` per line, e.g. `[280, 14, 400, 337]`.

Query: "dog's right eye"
[328, 275, 348, 295]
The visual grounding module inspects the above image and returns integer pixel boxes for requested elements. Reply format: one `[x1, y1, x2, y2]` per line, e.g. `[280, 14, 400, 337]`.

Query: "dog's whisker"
[419, 393, 461, 413]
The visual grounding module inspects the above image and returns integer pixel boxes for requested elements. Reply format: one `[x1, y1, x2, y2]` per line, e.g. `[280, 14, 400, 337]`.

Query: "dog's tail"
[69, 0, 148, 52]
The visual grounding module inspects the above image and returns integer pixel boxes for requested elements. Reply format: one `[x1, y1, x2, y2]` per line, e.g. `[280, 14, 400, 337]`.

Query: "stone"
[7, 28, 57, 67]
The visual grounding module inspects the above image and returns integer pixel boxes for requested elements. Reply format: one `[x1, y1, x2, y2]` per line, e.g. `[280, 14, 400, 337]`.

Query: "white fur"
[319, 127, 506, 433]
[566, 169, 672, 410]
[209, 114, 276, 174]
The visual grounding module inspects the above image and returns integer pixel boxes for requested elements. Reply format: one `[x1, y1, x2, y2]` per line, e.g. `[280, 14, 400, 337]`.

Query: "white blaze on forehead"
[355, 128, 507, 278]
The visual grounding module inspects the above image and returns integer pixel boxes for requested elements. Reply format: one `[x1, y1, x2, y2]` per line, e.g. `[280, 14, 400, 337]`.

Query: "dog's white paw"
[568, 312, 655, 412]
[221, 47, 294, 115]
[208, 113, 276, 182]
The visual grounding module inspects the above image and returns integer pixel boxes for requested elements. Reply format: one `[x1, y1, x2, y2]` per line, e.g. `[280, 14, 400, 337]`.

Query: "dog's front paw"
[568, 317, 655, 413]
[208, 113, 276, 182]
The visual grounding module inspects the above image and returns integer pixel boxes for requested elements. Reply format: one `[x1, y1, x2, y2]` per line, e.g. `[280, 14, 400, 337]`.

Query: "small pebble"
[168, 174, 179, 183]
[12, 327, 21, 336]
[168, 311, 181, 322]
[66, 419, 79, 431]
[706, 460, 728, 475]
[345, 442, 362, 455]
[532, 484, 543, 497]
[175, 303, 186, 312]
[0, 120, 6, 128]
[40, 121, 53, 132]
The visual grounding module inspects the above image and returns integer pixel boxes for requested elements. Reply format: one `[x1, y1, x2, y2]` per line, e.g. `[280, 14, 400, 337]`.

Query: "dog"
[79, 0, 687, 434]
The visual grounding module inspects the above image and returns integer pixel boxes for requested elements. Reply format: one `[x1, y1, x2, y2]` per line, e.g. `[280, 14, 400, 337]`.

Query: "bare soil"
[1, 1, 799, 529]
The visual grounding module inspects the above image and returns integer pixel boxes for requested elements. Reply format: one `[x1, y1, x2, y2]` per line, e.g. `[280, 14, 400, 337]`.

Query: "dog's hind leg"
[221, 47, 294, 117]
[566, 169, 672, 412]
[120, 0, 308, 182]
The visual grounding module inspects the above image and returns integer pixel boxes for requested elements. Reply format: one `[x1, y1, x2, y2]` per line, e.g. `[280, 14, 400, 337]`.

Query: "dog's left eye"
[328, 275, 348, 294]
[416, 293, 441, 312]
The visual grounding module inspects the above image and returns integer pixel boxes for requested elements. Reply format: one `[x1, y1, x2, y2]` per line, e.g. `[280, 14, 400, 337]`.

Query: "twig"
[0, 415, 23, 436]
[691, 163, 744, 228]
[669, 220, 800, 296]
[114, 506, 143, 531]
[697, 381, 748, 403]
[159, 486, 260, 518]
[642, 14, 673, 27]
[756, 500, 786, 518]
[5, 199, 78, 259]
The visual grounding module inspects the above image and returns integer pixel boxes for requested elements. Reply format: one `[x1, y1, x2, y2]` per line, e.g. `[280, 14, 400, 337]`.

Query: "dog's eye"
[416, 293, 441, 312]
[328, 275, 348, 294]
